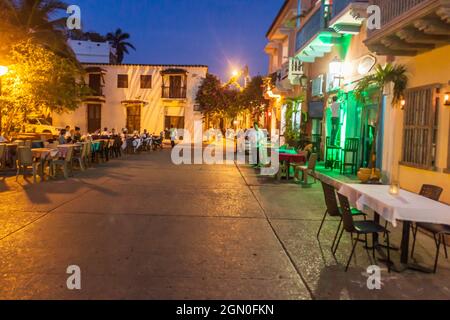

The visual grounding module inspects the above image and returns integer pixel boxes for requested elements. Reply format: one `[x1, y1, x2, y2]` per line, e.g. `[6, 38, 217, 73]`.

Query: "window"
[401, 85, 440, 169]
[140, 75, 152, 89]
[87, 104, 102, 133]
[117, 74, 128, 88]
[126, 105, 141, 133]
[89, 74, 102, 95]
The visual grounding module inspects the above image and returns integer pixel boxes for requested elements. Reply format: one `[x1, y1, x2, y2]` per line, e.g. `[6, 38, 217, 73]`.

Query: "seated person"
[73, 127, 82, 142]
[58, 130, 67, 145]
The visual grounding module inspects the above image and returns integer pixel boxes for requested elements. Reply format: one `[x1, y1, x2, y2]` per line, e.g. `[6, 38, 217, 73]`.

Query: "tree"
[355, 63, 408, 169]
[106, 28, 136, 63]
[0, 41, 90, 134]
[240, 76, 269, 119]
[195, 73, 224, 116]
[0, 0, 76, 61]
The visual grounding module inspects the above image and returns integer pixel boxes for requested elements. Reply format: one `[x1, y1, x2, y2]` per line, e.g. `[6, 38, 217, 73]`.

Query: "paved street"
[0, 148, 449, 299]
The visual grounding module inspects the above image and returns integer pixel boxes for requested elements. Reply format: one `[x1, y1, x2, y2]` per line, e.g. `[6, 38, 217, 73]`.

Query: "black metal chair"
[311, 134, 321, 160]
[340, 138, 359, 174]
[318, 181, 366, 252]
[336, 193, 391, 272]
[325, 136, 341, 170]
[410, 184, 446, 273]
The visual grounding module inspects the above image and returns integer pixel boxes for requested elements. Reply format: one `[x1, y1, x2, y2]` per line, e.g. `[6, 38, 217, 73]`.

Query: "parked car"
[24, 118, 63, 136]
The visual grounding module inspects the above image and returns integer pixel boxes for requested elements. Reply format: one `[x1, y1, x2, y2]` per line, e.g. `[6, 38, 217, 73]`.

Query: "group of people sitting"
[57, 126, 164, 153]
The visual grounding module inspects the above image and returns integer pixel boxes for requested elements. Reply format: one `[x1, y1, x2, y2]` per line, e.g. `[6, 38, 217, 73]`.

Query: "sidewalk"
[237, 162, 450, 299]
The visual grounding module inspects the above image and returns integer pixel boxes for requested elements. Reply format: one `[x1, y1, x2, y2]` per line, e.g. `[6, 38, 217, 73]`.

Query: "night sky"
[70, 0, 284, 81]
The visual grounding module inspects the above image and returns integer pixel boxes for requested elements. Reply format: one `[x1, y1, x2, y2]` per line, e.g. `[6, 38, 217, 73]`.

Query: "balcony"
[365, 0, 450, 56]
[162, 86, 187, 99]
[296, 9, 322, 52]
[294, 4, 341, 63]
[274, 58, 305, 92]
[329, 0, 369, 34]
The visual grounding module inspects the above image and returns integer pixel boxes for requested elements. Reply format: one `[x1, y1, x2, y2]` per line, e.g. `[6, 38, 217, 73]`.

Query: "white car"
[25, 118, 63, 136]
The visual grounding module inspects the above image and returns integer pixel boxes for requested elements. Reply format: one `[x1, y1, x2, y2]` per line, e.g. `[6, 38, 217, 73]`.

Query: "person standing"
[329, 96, 341, 146]
[170, 125, 177, 148]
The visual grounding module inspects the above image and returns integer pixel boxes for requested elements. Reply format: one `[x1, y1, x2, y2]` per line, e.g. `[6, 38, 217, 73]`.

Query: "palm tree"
[106, 28, 136, 64]
[0, 0, 76, 60]
[355, 63, 408, 172]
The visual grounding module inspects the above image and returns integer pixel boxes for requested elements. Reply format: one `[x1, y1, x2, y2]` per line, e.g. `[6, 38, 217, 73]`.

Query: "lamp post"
[0, 66, 9, 134]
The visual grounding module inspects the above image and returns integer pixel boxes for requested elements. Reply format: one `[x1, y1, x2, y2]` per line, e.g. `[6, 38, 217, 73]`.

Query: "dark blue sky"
[71, 0, 284, 80]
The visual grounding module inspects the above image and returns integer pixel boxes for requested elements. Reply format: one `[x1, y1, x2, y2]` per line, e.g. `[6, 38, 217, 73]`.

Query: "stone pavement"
[0, 148, 449, 299]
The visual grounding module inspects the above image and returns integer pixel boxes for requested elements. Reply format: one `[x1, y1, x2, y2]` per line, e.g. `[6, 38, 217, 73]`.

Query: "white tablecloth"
[338, 184, 450, 228]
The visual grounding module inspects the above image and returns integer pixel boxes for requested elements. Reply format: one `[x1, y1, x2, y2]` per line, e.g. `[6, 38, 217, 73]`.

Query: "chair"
[51, 147, 74, 179]
[325, 137, 341, 170]
[311, 134, 321, 159]
[336, 193, 391, 272]
[15, 146, 40, 183]
[340, 138, 359, 174]
[0, 144, 6, 170]
[318, 181, 366, 252]
[72, 144, 87, 171]
[410, 184, 446, 273]
[294, 153, 318, 184]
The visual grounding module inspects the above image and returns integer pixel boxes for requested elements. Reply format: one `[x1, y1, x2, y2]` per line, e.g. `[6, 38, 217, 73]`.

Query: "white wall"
[53, 64, 208, 135]
[68, 40, 112, 64]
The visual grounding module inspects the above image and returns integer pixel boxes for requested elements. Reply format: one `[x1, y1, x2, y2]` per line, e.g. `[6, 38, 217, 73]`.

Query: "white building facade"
[53, 63, 208, 136]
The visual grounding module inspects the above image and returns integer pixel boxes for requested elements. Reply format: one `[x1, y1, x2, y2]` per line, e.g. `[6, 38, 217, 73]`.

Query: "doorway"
[127, 105, 141, 133]
[87, 104, 101, 133]
[164, 116, 184, 139]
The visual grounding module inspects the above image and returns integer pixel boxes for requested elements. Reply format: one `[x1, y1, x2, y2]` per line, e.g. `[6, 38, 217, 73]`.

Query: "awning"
[121, 100, 149, 106]
[83, 96, 106, 103]
[160, 68, 188, 75]
[84, 67, 107, 74]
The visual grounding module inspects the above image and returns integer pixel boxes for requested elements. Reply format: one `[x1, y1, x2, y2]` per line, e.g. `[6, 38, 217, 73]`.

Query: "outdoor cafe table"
[339, 184, 450, 272]
[278, 150, 307, 180]
[31, 148, 59, 180]
[57, 144, 78, 158]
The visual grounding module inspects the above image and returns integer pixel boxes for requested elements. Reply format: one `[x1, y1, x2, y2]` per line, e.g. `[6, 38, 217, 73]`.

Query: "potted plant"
[354, 63, 408, 183]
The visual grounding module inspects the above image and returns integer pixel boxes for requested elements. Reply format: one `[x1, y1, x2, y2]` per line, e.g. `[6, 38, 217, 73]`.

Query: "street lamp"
[0, 66, 8, 77]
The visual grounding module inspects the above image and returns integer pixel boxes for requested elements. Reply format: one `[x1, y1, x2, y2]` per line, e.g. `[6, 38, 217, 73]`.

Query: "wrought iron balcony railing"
[162, 86, 187, 99]
[331, 0, 369, 19]
[295, 9, 322, 52]
[368, 0, 428, 34]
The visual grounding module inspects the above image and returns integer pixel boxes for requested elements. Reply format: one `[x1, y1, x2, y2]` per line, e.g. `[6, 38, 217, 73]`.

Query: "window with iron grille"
[117, 74, 128, 88]
[401, 84, 440, 170]
[140, 75, 152, 89]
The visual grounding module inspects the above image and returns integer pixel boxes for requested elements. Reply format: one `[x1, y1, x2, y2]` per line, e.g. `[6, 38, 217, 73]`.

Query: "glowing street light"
[0, 66, 8, 77]
[231, 69, 239, 77]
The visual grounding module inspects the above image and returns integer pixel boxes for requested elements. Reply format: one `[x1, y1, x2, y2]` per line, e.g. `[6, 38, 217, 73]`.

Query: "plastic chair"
[72, 144, 87, 171]
[51, 147, 74, 179]
[15, 146, 40, 183]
